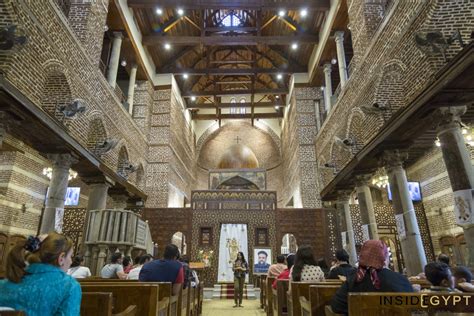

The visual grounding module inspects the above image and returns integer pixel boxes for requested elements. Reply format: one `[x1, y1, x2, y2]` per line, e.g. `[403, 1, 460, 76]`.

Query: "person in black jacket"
[327, 249, 356, 280]
[330, 240, 413, 315]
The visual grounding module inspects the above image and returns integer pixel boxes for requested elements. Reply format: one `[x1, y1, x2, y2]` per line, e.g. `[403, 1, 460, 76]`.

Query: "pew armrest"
[113, 305, 137, 316]
[324, 305, 344, 316]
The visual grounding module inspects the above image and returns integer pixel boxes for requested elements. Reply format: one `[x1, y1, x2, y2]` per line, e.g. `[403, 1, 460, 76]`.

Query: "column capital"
[435, 106, 467, 134]
[355, 174, 372, 186]
[323, 63, 332, 74]
[46, 153, 78, 169]
[112, 31, 124, 40]
[380, 149, 408, 172]
[337, 190, 353, 203]
[334, 31, 345, 43]
[130, 63, 138, 70]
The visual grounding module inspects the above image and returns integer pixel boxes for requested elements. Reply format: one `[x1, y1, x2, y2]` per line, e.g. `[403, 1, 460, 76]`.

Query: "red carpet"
[219, 283, 249, 299]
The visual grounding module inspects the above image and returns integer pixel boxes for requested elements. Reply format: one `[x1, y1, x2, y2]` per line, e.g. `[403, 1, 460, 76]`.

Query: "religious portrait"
[255, 228, 269, 246]
[253, 248, 271, 274]
[200, 227, 212, 245]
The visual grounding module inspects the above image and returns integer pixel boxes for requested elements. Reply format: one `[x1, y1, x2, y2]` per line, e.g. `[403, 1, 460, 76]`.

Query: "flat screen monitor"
[387, 182, 422, 202]
[64, 187, 80, 206]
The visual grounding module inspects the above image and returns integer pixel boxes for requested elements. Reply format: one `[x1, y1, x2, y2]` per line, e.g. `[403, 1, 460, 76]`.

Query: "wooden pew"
[258, 274, 268, 309]
[179, 287, 188, 316]
[287, 281, 343, 316]
[348, 292, 474, 316]
[0, 312, 25, 316]
[198, 284, 204, 315]
[266, 276, 276, 315]
[81, 292, 113, 316]
[272, 279, 289, 316]
[299, 285, 340, 316]
[80, 282, 170, 316]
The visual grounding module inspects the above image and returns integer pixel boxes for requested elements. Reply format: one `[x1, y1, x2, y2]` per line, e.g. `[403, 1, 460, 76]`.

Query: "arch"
[281, 233, 297, 254]
[86, 117, 108, 152]
[374, 60, 406, 114]
[345, 109, 366, 149]
[41, 63, 72, 122]
[117, 145, 130, 177]
[171, 231, 187, 256]
[135, 163, 145, 190]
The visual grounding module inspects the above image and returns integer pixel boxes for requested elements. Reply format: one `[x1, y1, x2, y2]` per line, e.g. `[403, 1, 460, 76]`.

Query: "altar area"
[142, 144, 342, 287]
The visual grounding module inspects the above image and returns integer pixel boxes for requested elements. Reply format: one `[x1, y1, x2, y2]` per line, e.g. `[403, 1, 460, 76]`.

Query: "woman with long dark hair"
[232, 251, 248, 307]
[291, 245, 325, 282]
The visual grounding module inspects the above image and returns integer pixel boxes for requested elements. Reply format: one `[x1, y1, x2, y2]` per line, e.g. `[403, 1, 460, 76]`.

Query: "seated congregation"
[256, 240, 474, 316]
[0, 233, 203, 316]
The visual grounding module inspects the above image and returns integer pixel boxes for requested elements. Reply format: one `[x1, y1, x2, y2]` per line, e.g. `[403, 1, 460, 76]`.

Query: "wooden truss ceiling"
[127, 0, 329, 119]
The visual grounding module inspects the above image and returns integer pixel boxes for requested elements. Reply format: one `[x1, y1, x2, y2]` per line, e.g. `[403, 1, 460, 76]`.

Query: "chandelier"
[436, 125, 474, 147]
[371, 168, 389, 188]
[42, 167, 78, 181]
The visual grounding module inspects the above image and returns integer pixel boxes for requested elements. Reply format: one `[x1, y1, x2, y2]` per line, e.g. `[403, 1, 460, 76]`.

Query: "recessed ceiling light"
[278, 10, 286, 17]
[177, 8, 184, 16]
[164, 43, 171, 50]
[277, 73, 283, 80]
[300, 9, 308, 17]
[156, 8, 163, 15]
[191, 96, 196, 101]
[183, 73, 189, 79]
[291, 43, 298, 50]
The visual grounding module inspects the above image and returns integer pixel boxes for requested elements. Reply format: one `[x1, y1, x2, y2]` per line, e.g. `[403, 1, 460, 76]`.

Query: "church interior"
[0, 0, 473, 315]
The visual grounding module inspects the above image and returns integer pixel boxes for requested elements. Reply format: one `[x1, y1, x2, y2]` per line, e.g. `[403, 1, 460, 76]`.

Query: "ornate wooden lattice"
[192, 190, 277, 211]
[62, 207, 87, 254]
[349, 203, 435, 267]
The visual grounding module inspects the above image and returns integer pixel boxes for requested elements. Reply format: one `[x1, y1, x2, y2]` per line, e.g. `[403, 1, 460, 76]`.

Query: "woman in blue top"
[0, 232, 82, 316]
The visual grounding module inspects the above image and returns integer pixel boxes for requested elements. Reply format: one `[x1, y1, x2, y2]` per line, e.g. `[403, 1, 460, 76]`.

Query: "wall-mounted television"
[387, 182, 422, 202]
[64, 187, 81, 206]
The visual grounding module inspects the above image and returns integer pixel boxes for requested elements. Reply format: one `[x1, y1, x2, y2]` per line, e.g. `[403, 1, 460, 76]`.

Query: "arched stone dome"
[217, 144, 259, 169]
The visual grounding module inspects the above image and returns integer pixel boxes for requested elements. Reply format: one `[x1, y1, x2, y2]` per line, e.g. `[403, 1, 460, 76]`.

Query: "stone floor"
[201, 299, 265, 316]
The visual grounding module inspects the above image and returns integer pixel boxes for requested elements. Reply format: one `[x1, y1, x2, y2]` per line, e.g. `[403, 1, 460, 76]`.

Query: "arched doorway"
[281, 233, 297, 254]
[171, 232, 187, 256]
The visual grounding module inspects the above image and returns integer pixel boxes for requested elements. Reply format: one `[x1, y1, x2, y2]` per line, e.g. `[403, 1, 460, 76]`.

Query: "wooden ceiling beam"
[143, 35, 319, 46]
[166, 67, 303, 75]
[128, 0, 330, 10]
[182, 88, 287, 97]
[187, 101, 281, 109]
[192, 113, 283, 120]
[205, 26, 257, 32]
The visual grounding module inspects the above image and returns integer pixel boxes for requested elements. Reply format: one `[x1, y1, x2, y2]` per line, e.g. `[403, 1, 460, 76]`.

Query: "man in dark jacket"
[330, 240, 413, 315]
[327, 249, 356, 280]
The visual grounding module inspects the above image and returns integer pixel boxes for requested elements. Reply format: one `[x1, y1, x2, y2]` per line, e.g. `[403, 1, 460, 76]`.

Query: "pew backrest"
[272, 279, 289, 316]
[266, 276, 276, 314]
[80, 292, 113, 316]
[348, 292, 474, 316]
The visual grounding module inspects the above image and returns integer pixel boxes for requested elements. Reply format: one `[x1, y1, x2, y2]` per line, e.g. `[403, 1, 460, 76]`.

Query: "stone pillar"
[40, 154, 77, 234]
[355, 175, 379, 241]
[334, 31, 349, 87]
[127, 63, 138, 115]
[314, 99, 321, 131]
[323, 63, 333, 113]
[106, 32, 123, 88]
[382, 150, 427, 275]
[95, 245, 108, 275]
[338, 191, 357, 265]
[436, 106, 474, 267]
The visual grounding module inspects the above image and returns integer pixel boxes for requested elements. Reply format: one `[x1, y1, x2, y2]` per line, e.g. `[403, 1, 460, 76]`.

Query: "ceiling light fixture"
[191, 96, 196, 101]
[300, 9, 308, 17]
[278, 10, 286, 17]
[155, 8, 163, 15]
[277, 73, 283, 80]
[274, 106, 279, 110]
[183, 73, 189, 79]
[331, 58, 337, 65]
[275, 95, 280, 99]
[164, 43, 171, 50]
[120, 59, 127, 67]
[435, 138, 441, 147]
[177, 8, 184, 16]
[291, 43, 298, 50]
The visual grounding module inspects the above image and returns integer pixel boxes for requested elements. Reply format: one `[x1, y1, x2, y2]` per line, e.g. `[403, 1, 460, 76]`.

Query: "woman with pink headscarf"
[330, 240, 413, 315]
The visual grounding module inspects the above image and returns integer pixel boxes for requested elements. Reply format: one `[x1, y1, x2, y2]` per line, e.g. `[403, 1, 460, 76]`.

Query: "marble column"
[338, 191, 357, 265]
[127, 63, 138, 115]
[382, 150, 427, 275]
[106, 32, 124, 88]
[355, 175, 379, 241]
[323, 63, 333, 113]
[95, 245, 108, 275]
[334, 31, 349, 87]
[40, 154, 78, 234]
[83, 178, 114, 267]
[436, 106, 474, 267]
[314, 99, 321, 131]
